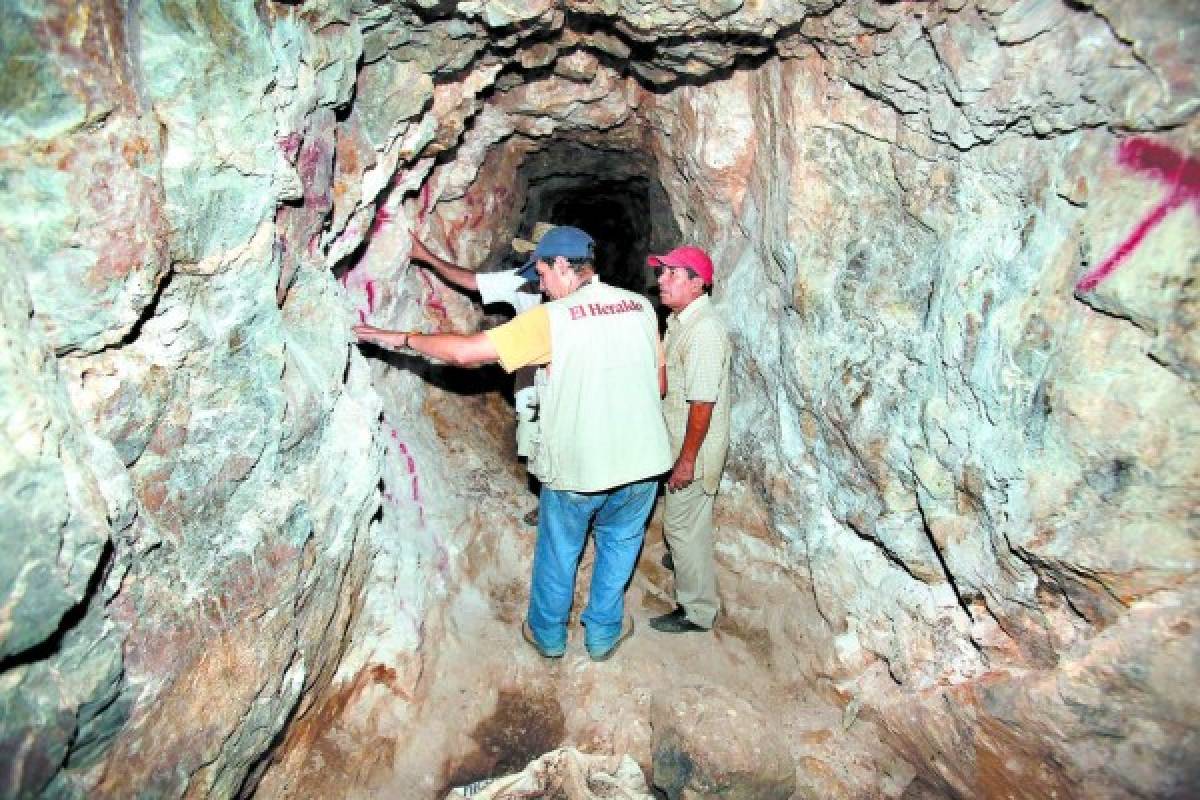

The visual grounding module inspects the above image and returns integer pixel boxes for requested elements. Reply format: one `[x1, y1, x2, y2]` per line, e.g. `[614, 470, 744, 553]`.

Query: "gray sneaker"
[587, 615, 635, 662]
[522, 620, 564, 659]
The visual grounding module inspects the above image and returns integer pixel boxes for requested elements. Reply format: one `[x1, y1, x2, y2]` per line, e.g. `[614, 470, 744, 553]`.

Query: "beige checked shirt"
[663, 294, 732, 494]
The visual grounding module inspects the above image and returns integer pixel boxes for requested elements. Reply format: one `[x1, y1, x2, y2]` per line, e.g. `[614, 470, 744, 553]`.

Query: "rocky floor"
[256, 441, 913, 799]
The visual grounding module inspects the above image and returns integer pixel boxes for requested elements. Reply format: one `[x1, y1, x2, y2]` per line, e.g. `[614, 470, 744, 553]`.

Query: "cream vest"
[530, 279, 672, 492]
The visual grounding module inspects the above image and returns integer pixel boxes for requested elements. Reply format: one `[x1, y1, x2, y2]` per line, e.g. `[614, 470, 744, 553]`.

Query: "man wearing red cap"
[647, 245, 732, 634]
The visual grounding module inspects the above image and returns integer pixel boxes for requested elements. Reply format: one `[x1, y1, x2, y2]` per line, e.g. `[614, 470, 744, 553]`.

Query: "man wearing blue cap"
[409, 224, 553, 526]
[355, 226, 671, 662]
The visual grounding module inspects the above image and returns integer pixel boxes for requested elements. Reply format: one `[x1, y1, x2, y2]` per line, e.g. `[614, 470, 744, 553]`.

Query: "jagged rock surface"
[1, 2, 1195, 799]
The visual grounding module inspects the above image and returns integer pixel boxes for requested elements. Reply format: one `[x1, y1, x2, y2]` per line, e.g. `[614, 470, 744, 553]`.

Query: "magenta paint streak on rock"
[277, 132, 302, 162]
[299, 138, 332, 208]
[418, 182, 432, 223]
[385, 424, 426, 526]
[1077, 137, 1200, 292]
[338, 240, 376, 321]
[371, 205, 394, 236]
[418, 269, 448, 320]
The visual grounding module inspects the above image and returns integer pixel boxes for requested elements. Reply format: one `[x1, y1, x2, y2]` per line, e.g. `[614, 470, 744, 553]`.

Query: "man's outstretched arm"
[353, 324, 499, 367]
[410, 234, 480, 293]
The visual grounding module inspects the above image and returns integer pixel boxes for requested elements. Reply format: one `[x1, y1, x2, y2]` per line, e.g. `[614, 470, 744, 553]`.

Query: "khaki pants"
[662, 483, 719, 628]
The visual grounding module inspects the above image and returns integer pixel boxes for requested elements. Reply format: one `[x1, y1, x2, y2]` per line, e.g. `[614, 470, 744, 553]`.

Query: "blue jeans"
[526, 479, 658, 653]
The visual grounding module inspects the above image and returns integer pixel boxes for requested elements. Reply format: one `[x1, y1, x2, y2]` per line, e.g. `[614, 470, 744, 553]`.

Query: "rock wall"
[1, 3, 386, 797]
[644, 15, 1199, 796]
[1, 1, 1195, 799]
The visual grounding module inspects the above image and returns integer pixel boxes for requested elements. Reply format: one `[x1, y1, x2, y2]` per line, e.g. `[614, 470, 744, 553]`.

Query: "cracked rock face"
[1, 2, 1196, 799]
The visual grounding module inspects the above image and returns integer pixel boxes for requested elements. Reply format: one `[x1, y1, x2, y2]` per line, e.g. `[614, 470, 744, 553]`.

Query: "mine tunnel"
[513, 141, 680, 295]
[2, 2, 1197, 800]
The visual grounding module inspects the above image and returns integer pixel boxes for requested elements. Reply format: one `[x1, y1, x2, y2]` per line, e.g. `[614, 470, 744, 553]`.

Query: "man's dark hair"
[565, 255, 595, 273]
[653, 264, 699, 283]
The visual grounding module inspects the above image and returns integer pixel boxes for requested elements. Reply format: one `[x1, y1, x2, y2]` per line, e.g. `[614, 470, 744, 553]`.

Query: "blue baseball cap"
[518, 226, 594, 280]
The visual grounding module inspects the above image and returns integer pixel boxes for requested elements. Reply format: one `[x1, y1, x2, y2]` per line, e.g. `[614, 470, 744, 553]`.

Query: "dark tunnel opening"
[510, 141, 681, 302]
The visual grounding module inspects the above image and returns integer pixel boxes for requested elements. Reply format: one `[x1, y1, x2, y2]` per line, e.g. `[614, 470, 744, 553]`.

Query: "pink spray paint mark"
[371, 205, 394, 236]
[417, 183, 432, 223]
[418, 269, 449, 319]
[298, 140, 322, 181]
[277, 133, 302, 162]
[383, 434, 425, 526]
[341, 261, 375, 321]
[298, 139, 331, 208]
[396, 442, 419, 496]
[364, 280, 377, 313]
[1076, 137, 1200, 292]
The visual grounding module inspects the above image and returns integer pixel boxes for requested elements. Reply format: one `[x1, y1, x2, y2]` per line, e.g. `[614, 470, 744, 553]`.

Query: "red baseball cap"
[647, 245, 714, 285]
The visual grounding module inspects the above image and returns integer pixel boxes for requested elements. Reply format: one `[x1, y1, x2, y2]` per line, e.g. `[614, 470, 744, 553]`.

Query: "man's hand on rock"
[353, 324, 410, 351]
